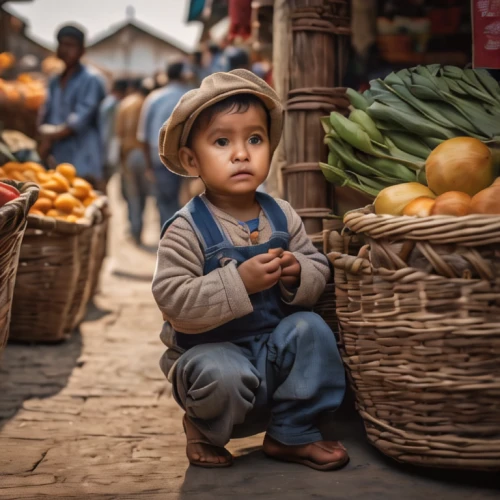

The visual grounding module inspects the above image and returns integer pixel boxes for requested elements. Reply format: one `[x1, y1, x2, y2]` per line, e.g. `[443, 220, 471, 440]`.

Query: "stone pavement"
[1, 178, 500, 499]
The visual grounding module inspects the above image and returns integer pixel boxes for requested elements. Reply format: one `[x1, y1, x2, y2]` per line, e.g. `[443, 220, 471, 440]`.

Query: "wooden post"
[266, 0, 290, 199]
[280, 0, 351, 237]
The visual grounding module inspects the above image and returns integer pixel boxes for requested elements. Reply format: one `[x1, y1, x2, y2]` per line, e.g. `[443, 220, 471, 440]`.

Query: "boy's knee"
[178, 344, 260, 396]
[273, 312, 333, 344]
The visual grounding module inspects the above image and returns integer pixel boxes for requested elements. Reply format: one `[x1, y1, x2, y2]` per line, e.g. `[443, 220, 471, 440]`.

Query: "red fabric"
[473, 0, 500, 69]
[228, 0, 252, 41]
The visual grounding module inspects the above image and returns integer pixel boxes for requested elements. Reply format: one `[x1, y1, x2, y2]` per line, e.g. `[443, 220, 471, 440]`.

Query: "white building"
[85, 17, 190, 79]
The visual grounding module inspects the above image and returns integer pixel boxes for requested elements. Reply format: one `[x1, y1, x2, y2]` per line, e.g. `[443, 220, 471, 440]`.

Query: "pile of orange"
[0, 73, 46, 111]
[0, 52, 15, 71]
[0, 162, 98, 222]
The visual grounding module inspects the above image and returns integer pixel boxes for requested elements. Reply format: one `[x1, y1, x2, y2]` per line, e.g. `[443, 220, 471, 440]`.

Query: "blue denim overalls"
[163, 192, 298, 349]
[160, 193, 346, 447]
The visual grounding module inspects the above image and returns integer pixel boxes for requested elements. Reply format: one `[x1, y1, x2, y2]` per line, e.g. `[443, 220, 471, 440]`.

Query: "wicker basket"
[327, 207, 500, 470]
[313, 218, 364, 334]
[74, 196, 110, 326]
[9, 215, 93, 343]
[87, 196, 110, 299]
[0, 181, 39, 353]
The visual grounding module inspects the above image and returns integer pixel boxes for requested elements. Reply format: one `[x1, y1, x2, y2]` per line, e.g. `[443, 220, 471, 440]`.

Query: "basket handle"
[327, 251, 371, 275]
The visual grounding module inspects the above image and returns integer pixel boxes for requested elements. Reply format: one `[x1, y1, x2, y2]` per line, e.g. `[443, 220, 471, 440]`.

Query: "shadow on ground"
[0, 296, 115, 432]
[176, 394, 500, 500]
[0, 331, 83, 432]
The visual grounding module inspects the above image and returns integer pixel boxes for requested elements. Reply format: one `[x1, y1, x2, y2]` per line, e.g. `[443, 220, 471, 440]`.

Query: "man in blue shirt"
[39, 24, 106, 190]
[138, 61, 191, 226]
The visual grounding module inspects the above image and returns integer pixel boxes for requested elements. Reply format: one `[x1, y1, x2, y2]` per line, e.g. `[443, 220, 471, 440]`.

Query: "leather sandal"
[183, 415, 233, 468]
[263, 434, 349, 471]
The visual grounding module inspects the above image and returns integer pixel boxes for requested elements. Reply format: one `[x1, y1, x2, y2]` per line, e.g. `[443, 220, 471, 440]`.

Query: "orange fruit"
[2, 162, 21, 174]
[32, 197, 53, 213]
[22, 162, 45, 174]
[22, 170, 38, 182]
[69, 186, 88, 200]
[39, 188, 57, 201]
[56, 163, 77, 183]
[72, 178, 92, 197]
[46, 208, 67, 219]
[29, 209, 45, 217]
[10, 171, 25, 181]
[54, 193, 80, 213]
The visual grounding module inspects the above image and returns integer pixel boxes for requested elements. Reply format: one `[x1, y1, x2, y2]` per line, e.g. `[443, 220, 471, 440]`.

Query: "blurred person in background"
[188, 49, 204, 86]
[115, 78, 151, 245]
[205, 42, 228, 76]
[137, 61, 191, 227]
[99, 78, 128, 184]
[224, 45, 250, 71]
[38, 24, 106, 190]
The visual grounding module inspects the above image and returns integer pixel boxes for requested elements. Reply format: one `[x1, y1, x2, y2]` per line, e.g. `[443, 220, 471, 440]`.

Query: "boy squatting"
[152, 69, 348, 471]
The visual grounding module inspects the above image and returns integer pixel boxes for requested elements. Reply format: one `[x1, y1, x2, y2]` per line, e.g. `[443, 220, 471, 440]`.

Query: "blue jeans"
[153, 165, 182, 228]
[162, 312, 346, 447]
[122, 149, 150, 240]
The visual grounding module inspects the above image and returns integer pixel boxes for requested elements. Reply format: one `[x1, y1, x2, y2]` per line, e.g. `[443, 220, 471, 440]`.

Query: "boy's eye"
[215, 138, 229, 146]
[249, 135, 262, 145]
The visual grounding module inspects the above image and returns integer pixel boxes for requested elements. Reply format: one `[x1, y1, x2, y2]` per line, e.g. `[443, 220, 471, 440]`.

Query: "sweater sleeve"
[276, 199, 331, 307]
[152, 217, 253, 334]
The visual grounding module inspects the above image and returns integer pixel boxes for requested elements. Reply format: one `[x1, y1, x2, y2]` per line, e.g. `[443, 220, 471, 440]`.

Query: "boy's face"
[179, 104, 271, 196]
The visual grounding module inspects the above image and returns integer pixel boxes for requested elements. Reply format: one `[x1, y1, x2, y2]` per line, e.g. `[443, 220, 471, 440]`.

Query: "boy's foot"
[183, 415, 233, 468]
[262, 434, 349, 471]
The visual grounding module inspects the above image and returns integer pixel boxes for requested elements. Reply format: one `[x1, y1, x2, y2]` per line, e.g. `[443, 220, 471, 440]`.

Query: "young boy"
[153, 69, 348, 471]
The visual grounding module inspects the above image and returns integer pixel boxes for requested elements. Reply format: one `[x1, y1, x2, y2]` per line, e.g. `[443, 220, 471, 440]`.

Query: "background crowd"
[38, 23, 273, 246]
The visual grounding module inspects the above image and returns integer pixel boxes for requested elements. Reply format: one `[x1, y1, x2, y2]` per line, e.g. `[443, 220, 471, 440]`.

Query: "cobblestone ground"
[1, 177, 500, 499]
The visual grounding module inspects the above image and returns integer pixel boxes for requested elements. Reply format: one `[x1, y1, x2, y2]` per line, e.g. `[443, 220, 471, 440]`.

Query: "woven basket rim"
[0, 180, 39, 236]
[343, 205, 500, 245]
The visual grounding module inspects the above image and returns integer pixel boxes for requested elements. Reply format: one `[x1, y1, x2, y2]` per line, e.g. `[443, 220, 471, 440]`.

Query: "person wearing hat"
[38, 24, 106, 190]
[152, 69, 348, 471]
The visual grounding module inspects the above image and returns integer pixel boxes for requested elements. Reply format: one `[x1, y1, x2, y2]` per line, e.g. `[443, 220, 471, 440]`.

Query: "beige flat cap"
[158, 69, 283, 176]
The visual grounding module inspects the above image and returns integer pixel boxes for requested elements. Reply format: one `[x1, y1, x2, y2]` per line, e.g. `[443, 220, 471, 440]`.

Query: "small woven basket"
[0, 180, 39, 353]
[9, 214, 93, 343]
[327, 206, 500, 470]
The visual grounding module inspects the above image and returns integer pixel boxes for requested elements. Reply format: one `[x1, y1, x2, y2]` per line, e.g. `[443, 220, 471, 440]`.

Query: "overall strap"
[187, 196, 226, 248]
[159, 196, 226, 248]
[255, 192, 288, 234]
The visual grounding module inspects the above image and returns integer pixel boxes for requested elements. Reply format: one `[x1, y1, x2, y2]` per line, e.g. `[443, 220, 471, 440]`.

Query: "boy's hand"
[279, 251, 301, 289]
[238, 253, 282, 295]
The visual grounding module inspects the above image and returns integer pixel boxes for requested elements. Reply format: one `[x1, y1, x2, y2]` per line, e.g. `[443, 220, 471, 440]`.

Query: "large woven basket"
[0, 181, 39, 353]
[9, 214, 93, 343]
[311, 218, 360, 333]
[64, 202, 104, 331]
[74, 196, 110, 326]
[327, 207, 500, 470]
[87, 196, 110, 299]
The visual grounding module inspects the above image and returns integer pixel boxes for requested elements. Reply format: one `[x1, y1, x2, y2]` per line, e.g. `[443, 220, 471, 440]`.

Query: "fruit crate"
[0, 180, 39, 355]
[327, 206, 500, 470]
